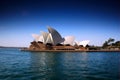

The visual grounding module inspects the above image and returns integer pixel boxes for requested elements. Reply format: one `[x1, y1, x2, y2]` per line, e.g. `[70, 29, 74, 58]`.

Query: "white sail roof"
[41, 31, 49, 44]
[32, 34, 39, 42]
[46, 33, 54, 44]
[64, 36, 75, 45]
[79, 40, 90, 47]
[48, 27, 64, 45]
[31, 27, 90, 47]
[38, 35, 44, 42]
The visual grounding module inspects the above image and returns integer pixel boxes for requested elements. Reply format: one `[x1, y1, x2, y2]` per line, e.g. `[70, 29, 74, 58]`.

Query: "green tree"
[107, 38, 115, 44]
[102, 41, 109, 48]
[115, 41, 120, 47]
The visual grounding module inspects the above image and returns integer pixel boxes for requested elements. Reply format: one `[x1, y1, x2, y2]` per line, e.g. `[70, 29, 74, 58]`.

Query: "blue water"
[0, 48, 120, 80]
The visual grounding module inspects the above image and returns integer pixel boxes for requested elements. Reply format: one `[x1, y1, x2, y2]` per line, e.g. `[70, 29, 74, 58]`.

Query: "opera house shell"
[29, 26, 90, 51]
[63, 36, 75, 46]
[32, 27, 65, 45]
[76, 40, 90, 47]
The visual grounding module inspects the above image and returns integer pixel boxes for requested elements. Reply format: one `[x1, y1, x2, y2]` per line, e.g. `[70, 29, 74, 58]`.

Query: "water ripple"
[0, 48, 120, 80]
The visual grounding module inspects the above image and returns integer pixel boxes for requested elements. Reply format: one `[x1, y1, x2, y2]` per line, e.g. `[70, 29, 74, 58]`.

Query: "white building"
[32, 27, 90, 47]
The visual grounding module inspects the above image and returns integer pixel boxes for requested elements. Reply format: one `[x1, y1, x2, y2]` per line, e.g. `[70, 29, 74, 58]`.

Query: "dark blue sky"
[0, 0, 120, 47]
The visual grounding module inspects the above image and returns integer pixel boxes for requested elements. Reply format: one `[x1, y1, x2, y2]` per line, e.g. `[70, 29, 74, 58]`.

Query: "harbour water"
[0, 48, 119, 80]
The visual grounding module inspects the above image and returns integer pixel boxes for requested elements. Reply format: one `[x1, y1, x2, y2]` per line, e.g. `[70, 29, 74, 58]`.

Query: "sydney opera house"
[28, 27, 90, 51]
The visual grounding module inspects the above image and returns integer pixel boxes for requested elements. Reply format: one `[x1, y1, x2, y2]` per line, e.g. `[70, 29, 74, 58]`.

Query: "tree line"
[102, 38, 120, 48]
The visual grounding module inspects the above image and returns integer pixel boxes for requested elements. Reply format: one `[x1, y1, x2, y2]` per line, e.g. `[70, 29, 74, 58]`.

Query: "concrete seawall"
[21, 48, 120, 52]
